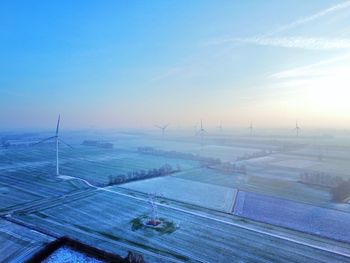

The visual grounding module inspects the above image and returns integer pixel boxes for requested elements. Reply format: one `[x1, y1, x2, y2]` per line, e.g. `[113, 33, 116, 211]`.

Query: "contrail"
[268, 1, 350, 35]
[208, 1, 350, 46]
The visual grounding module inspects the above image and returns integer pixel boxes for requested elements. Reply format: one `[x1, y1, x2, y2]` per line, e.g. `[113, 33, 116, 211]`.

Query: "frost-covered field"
[310, 159, 350, 178]
[234, 191, 350, 243]
[2, 131, 350, 262]
[44, 246, 103, 263]
[0, 170, 88, 212]
[171, 167, 333, 207]
[290, 145, 350, 160]
[0, 145, 199, 185]
[271, 159, 320, 169]
[0, 218, 54, 262]
[12, 189, 350, 263]
[120, 176, 237, 212]
[1, 132, 349, 210]
[195, 145, 261, 162]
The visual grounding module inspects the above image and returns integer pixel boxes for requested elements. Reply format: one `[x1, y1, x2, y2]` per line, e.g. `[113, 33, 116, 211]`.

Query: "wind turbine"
[295, 121, 301, 137]
[249, 121, 253, 136]
[196, 119, 206, 145]
[34, 115, 72, 176]
[155, 124, 169, 136]
[218, 121, 223, 132]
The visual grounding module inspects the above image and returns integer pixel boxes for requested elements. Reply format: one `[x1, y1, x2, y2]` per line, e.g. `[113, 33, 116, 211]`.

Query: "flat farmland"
[234, 191, 350, 243]
[120, 176, 237, 212]
[11, 188, 350, 263]
[61, 151, 198, 184]
[0, 218, 54, 262]
[290, 145, 350, 160]
[271, 159, 320, 169]
[172, 168, 334, 208]
[309, 159, 350, 178]
[0, 145, 199, 185]
[0, 170, 89, 213]
[196, 145, 261, 162]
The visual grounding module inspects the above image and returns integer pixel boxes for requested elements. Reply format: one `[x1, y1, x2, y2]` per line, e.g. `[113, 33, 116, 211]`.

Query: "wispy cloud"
[270, 52, 350, 79]
[208, 1, 350, 50]
[215, 36, 350, 50]
[268, 1, 350, 35]
[155, 1, 350, 81]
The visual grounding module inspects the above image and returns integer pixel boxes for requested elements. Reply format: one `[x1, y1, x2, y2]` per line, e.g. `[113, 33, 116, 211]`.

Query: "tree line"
[300, 171, 350, 202]
[107, 164, 180, 186]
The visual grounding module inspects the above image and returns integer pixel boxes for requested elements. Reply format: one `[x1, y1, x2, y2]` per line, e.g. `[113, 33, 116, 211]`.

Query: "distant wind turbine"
[295, 121, 301, 137]
[249, 121, 253, 136]
[218, 121, 223, 132]
[155, 124, 169, 136]
[193, 124, 198, 135]
[196, 120, 206, 145]
[34, 115, 72, 176]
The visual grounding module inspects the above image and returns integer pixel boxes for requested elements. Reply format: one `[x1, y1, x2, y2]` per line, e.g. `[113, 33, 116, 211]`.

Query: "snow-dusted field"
[239, 155, 275, 164]
[271, 159, 320, 169]
[310, 159, 350, 178]
[172, 167, 333, 207]
[2, 132, 350, 262]
[0, 145, 199, 185]
[44, 246, 103, 263]
[12, 189, 350, 263]
[0, 168, 89, 211]
[120, 176, 237, 212]
[291, 146, 350, 160]
[61, 151, 198, 184]
[234, 191, 350, 243]
[197, 145, 261, 162]
[0, 219, 54, 262]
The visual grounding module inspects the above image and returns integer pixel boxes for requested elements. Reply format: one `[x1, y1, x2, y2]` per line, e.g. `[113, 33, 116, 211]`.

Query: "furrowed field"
[11, 188, 350, 263]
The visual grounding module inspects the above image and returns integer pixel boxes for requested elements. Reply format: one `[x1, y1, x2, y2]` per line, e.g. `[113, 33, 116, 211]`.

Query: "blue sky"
[1, 0, 350, 129]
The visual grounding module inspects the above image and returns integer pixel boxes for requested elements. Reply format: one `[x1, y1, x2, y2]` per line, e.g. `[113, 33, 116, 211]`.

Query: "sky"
[1, 0, 350, 130]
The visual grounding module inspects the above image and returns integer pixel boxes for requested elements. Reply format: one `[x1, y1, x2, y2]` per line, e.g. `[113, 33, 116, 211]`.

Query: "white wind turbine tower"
[249, 121, 253, 136]
[218, 121, 223, 132]
[155, 124, 169, 137]
[295, 121, 301, 137]
[196, 119, 206, 146]
[35, 115, 72, 176]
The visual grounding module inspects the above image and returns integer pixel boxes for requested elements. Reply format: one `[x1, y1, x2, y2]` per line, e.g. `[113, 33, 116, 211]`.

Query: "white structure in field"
[155, 124, 169, 137]
[218, 121, 223, 132]
[249, 121, 253, 136]
[196, 120, 206, 146]
[35, 115, 72, 176]
[148, 193, 160, 225]
[295, 121, 301, 137]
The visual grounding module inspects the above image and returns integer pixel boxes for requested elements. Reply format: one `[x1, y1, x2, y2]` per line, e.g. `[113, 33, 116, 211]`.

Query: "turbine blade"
[33, 136, 56, 146]
[59, 139, 73, 149]
[56, 114, 61, 136]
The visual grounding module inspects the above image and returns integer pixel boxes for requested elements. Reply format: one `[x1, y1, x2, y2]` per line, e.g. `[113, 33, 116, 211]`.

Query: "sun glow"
[303, 69, 350, 116]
